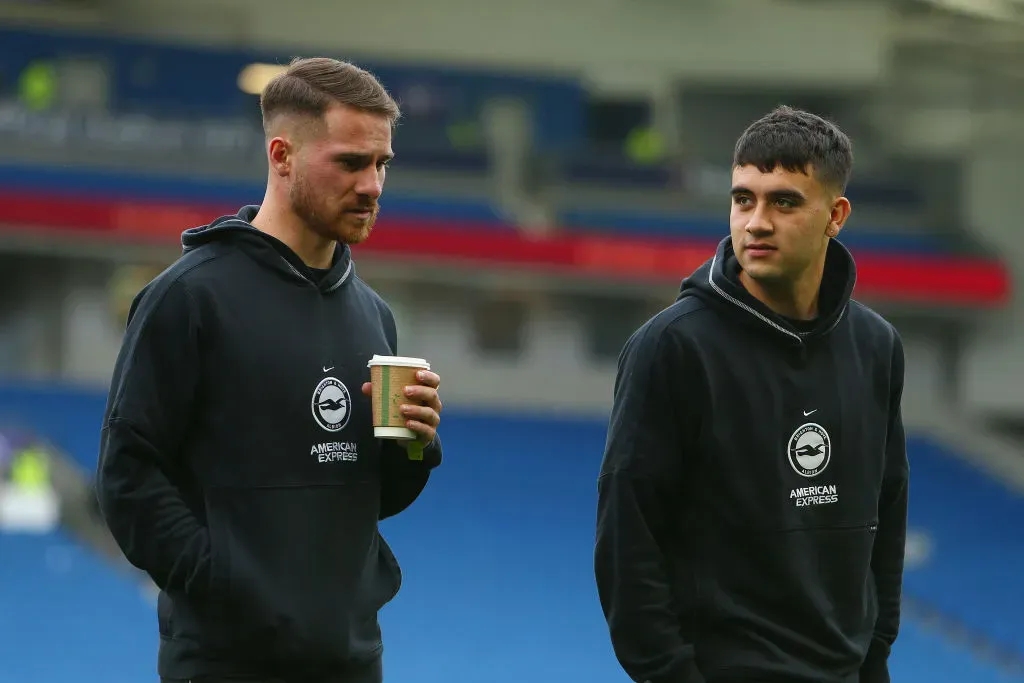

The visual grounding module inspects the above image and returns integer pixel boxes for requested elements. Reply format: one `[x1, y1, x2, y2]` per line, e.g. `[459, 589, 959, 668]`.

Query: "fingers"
[403, 420, 436, 444]
[413, 370, 440, 388]
[403, 385, 442, 414]
[400, 403, 439, 427]
[361, 382, 372, 397]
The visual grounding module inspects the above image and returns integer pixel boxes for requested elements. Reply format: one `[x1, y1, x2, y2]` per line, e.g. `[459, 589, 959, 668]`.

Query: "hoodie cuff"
[421, 434, 442, 468]
[859, 638, 891, 683]
[403, 433, 442, 469]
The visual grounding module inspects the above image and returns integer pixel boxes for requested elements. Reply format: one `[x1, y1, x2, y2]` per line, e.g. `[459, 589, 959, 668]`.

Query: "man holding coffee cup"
[594, 107, 908, 683]
[95, 57, 442, 683]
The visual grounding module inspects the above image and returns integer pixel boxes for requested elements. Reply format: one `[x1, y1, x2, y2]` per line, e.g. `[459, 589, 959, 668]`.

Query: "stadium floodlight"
[237, 63, 288, 96]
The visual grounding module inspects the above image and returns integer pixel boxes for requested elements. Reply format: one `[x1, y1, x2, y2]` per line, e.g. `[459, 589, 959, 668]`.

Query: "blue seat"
[0, 392, 1020, 681]
[0, 530, 156, 683]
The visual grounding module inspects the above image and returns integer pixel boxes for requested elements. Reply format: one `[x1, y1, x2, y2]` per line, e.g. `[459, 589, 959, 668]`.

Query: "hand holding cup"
[362, 355, 442, 445]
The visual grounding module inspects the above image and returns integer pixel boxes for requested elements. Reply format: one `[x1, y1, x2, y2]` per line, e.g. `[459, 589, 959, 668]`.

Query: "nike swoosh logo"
[323, 366, 334, 373]
[803, 409, 817, 416]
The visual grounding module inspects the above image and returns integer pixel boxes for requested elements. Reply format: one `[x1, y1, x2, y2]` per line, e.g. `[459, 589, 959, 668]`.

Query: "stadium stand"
[0, 25, 977, 257]
[888, 620, 1022, 683]
[904, 437, 1024, 659]
[1, 387, 1023, 682]
[0, 14, 1022, 683]
[0, 529, 156, 683]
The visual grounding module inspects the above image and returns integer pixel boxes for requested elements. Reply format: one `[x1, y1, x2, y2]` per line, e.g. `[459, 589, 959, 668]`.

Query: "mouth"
[745, 243, 777, 257]
[346, 208, 375, 220]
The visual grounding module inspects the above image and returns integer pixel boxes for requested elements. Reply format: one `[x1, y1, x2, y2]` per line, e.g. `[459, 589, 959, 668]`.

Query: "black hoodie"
[595, 236, 908, 683]
[95, 206, 442, 681]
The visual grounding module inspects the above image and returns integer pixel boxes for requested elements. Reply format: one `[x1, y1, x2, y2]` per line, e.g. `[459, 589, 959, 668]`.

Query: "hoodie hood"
[181, 205, 354, 293]
[678, 236, 856, 344]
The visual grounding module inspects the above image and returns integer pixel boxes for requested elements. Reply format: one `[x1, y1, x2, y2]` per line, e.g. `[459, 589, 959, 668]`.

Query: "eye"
[776, 198, 796, 208]
[733, 195, 752, 207]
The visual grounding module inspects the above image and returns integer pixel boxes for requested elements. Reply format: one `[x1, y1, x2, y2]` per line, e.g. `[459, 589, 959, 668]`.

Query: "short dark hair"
[733, 105, 853, 193]
[259, 56, 401, 134]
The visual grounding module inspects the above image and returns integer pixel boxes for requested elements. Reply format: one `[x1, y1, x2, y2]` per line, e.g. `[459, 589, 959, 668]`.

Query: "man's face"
[285, 103, 393, 245]
[729, 163, 847, 287]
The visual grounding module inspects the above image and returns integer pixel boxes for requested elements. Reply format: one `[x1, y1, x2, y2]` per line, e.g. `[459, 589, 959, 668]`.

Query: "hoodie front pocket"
[701, 522, 878, 666]
[202, 481, 390, 660]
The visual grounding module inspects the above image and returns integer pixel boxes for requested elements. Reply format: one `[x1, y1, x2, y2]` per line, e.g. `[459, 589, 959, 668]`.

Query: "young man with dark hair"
[595, 105, 909, 683]
[96, 57, 443, 683]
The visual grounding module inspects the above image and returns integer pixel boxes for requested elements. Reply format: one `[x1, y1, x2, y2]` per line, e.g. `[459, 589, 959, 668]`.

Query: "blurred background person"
[0, 1, 1021, 682]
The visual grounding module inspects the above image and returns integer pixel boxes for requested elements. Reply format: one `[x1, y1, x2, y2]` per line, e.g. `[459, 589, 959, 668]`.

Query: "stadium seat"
[0, 391, 1020, 682]
[0, 529, 156, 683]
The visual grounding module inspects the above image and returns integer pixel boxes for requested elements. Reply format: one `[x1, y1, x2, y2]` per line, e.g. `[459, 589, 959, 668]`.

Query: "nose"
[745, 201, 773, 236]
[354, 166, 383, 200]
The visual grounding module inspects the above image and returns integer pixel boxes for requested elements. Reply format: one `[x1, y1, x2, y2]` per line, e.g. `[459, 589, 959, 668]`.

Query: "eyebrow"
[332, 151, 395, 164]
[731, 186, 806, 203]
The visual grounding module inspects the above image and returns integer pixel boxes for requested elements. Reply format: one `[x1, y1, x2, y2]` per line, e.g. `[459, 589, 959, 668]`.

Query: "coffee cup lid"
[367, 354, 431, 369]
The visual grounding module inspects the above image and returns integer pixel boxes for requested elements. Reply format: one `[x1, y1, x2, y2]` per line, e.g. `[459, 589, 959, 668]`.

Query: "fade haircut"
[733, 105, 853, 194]
[259, 56, 401, 136]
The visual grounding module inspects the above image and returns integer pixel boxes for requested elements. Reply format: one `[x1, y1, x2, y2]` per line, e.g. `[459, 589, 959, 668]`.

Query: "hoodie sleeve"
[379, 435, 442, 520]
[95, 273, 213, 597]
[376, 298, 441, 521]
[595, 321, 706, 683]
[860, 332, 910, 683]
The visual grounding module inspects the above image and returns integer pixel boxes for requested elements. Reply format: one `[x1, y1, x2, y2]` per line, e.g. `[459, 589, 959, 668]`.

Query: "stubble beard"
[290, 175, 378, 245]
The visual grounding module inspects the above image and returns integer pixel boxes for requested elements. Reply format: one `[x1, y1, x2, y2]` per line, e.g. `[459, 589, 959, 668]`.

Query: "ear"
[826, 196, 852, 239]
[267, 136, 294, 178]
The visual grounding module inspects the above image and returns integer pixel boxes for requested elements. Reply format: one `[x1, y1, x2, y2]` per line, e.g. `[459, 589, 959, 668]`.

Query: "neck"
[739, 262, 825, 321]
[250, 193, 335, 270]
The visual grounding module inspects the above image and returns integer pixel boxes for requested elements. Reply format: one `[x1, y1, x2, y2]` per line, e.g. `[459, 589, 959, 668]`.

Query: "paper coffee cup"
[366, 355, 431, 440]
